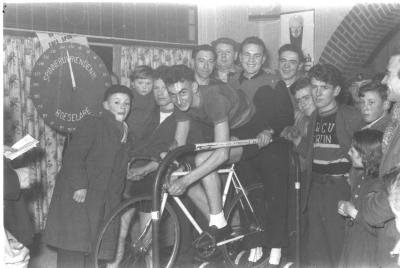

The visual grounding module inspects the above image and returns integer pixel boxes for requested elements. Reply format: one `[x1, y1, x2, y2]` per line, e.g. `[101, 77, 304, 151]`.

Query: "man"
[361, 51, 400, 268]
[277, 43, 305, 109]
[289, 15, 303, 50]
[229, 36, 279, 102]
[229, 37, 294, 266]
[164, 65, 272, 244]
[192, 44, 219, 86]
[211, 37, 242, 83]
[293, 64, 363, 267]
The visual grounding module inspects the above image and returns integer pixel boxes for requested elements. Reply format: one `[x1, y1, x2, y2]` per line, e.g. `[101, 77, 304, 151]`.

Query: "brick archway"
[319, 3, 400, 79]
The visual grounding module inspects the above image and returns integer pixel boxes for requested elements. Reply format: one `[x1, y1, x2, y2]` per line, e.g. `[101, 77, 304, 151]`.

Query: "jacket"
[43, 110, 130, 259]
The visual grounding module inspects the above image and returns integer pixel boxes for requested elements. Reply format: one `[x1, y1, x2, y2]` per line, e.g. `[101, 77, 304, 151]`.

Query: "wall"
[372, 30, 400, 74]
[198, 4, 352, 69]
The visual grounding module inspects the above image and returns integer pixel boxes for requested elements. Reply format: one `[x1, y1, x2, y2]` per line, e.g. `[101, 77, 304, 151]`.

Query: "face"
[194, 50, 215, 80]
[103, 93, 131, 122]
[239, 43, 266, 77]
[279, 50, 303, 83]
[153, 79, 171, 107]
[133, 78, 153, 96]
[311, 78, 340, 113]
[295, 86, 315, 116]
[348, 146, 363, 168]
[360, 91, 388, 123]
[382, 55, 400, 102]
[289, 18, 303, 38]
[216, 43, 236, 70]
[167, 80, 196, 112]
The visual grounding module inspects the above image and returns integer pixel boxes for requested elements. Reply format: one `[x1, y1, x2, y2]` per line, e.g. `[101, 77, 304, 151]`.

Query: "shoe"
[207, 225, 232, 244]
[234, 248, 268, 267]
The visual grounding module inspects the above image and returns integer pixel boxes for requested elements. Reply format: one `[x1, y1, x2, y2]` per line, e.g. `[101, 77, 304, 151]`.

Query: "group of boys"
[117, 36, 400, 268]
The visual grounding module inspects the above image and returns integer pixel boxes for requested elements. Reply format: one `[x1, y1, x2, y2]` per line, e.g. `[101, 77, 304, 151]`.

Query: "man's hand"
[127, 165, 148, 181]
[167, 176, 190, 196]
[73, 189, 87, 203]
[281, 126, 302, 143]
[256, 129, 274, 148]
[338, 200, 358, 219]
[4, 145, 16, 154]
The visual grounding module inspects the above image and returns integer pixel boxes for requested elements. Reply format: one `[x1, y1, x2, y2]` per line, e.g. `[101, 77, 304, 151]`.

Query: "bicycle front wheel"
[221, 183, 269, 268]
[94, 195, 180, 268]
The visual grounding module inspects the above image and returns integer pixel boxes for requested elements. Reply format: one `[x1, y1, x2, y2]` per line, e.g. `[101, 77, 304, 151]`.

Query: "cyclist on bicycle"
[163, 65, 273, 242]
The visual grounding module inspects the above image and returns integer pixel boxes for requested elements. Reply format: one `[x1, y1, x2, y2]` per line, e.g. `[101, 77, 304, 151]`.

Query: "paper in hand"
[4, 134, 39, 160]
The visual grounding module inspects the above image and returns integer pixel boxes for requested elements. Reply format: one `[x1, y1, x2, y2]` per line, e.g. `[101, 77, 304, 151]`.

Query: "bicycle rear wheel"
[94, 195, 180, 268]
[221, 183, 268, 268]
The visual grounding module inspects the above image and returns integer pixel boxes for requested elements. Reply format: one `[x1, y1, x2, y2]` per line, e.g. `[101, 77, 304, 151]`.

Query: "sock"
[209, 211, 227, 229]
[269, 248, 281, 265]
[248, 247, 263, 262]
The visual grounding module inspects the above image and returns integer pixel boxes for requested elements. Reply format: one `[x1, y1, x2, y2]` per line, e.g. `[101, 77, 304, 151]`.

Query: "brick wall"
[319, 3, 400, 80]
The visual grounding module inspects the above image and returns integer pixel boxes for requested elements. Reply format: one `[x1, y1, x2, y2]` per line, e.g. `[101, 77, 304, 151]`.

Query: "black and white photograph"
[2, 1, 400, 268]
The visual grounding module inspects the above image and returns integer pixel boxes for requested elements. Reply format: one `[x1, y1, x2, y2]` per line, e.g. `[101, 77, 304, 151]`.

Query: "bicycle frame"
[152, 139, 259, 268]
[164, 163, 257, 242]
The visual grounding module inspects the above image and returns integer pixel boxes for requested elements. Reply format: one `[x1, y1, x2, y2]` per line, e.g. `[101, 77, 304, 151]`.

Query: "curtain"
[116, 45, 193, 87]
[3, 35, 193, 232]
[3, 35, 66, 231]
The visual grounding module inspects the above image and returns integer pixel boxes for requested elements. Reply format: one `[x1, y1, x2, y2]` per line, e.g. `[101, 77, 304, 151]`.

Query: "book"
[4, 134, 39, 160]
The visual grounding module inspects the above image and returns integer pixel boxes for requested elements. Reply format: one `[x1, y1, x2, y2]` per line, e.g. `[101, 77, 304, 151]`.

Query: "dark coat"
[339, 172, 379, 268]
[4, 159, 35, 246]
[295, 104, 364, 212]
[43, 110, 130, 259]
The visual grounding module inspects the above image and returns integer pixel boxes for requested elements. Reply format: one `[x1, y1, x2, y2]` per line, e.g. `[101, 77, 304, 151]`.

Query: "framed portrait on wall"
[280, 9, 314, 71]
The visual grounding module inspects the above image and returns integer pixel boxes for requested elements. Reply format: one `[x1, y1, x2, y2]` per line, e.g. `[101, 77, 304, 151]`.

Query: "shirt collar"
[238, 69, 265, 84]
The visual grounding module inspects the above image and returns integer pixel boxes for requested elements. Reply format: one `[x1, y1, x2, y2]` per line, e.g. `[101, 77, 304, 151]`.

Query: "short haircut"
[279, 43, 305, 63]
[239, 36, 267, 56]
[153, 65, 170, 81]
[103, 85, 133, 101]
[163, 65, 195, 86]
[192, 44, 217, 60]
[358, 80, 388, 101]
[211, 37, 240, 52]
[291, 77, 311, 95]
[129, 65, 154, 81]
[352, 129, 383, 177]
[308, 63, 343, 89]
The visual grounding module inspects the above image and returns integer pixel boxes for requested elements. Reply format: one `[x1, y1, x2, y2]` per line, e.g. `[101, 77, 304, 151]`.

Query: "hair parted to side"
[308, 63, 343, 89]
[352, 129, 383, 177]
[129, 65, 154, 81]
[103, 85, 133, 101]
[279, 43, 305, 63]
[192, 44, 217, 60]
[291, 77, 311, 95]
[163, 65, 195, 87]
[239, 36, 267, 55]
[358, 80, 388, 101]
[153, 65, 171, 81]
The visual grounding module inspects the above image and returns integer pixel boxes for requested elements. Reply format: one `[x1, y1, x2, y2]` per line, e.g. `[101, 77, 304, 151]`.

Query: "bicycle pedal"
[192, 232, 217, 259]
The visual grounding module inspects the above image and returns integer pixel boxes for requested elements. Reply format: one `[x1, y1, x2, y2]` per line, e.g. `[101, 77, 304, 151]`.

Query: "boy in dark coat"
[44, 85, 133, 268]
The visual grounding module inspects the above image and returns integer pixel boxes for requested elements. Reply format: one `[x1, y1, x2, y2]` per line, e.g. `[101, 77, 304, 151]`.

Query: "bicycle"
[94, 139, 268, 268]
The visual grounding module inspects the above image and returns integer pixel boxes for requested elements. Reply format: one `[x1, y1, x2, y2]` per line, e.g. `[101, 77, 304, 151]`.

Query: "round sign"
[30, 42, 111, 133]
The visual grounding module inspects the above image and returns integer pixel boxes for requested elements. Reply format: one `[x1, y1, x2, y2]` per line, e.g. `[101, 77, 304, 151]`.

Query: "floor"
[28, 234, 57, 268]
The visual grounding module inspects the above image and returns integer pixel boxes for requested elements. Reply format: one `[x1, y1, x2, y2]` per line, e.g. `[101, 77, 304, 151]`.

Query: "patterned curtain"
[3, 35, 66, 231]
[3, 35, 193, 232]
[116, 45, 193, 87]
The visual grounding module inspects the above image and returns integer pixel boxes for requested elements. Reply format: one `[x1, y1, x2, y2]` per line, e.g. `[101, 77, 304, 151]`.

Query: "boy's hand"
[73, 189, 87, 203]
[168, 176, 190, 196]
[256, 129, 274, 148]
[338, 200, 358, 219]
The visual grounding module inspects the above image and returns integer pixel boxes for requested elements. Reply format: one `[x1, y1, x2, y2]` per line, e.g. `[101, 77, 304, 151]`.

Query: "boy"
[293, 64, 363, 267]
[126, 65, 156, 144]
[358, 80, 391, 131]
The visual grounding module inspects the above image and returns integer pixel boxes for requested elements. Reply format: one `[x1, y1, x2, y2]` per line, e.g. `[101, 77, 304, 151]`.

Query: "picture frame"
[280, 9, 315, 71]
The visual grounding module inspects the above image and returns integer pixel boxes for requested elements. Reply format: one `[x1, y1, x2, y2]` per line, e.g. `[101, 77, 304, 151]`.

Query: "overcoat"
[43, 110, 130, 259]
